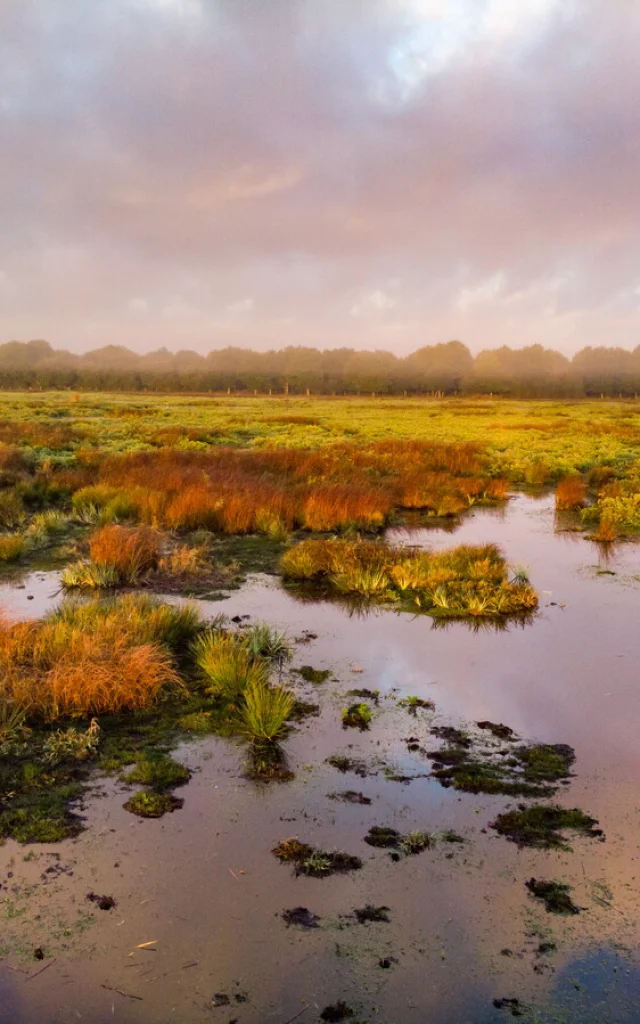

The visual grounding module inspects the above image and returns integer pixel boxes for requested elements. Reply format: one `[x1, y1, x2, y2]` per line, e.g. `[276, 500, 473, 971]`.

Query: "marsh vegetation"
[0, 394, 639, 1023]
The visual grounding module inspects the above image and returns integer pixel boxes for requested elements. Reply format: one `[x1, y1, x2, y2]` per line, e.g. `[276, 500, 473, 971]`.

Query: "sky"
[1, 0, 639, 356]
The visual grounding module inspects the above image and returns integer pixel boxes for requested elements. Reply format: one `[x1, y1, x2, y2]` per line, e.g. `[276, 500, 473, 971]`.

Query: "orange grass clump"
[89, 524, 161, 578]
[555, 476, 588, 510]
[0, 613, 180, 720]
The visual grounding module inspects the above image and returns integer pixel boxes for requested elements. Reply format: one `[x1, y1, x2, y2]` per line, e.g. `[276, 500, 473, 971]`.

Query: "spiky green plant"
[240, 680, 295, 742]
[61, 560, 120, 589]
[242, 623, 292, 662]
[192, 632, 269, 702]
[30, 510, 68, 535]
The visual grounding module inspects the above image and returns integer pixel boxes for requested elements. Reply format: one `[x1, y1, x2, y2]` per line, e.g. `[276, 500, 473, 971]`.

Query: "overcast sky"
[1, 0, 638, 355]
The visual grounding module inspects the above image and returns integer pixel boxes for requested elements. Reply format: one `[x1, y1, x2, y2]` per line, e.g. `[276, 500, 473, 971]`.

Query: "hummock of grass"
[192, 628, 296, 742]
[280, 538, 538, 619]
[0, 594, 202, 721]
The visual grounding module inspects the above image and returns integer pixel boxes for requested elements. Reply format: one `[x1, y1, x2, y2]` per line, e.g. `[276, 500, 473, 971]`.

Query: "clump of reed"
[62, 524, 161, 589]
[0, 594, 200, 721]
[280, 538, 538, 620]
[192, 625, 296, 741]
[241, 680, 296, 742]
[555, 476, 587, 510]
[0, 534, 27, 563]
[192, 632, 270, 702]
[90, 524, 160, 578]
[157, 541, 210, 578]
[0, 490, 25, 529]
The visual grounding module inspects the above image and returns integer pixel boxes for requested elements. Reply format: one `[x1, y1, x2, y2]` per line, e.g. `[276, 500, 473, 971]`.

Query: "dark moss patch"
[428, 723, 575, 798]
[123, 791, 183, 818]
[431, 725, 472, 747]
[342, 703, 372, 730]
[516, 743, 575, 784]
[379, 956, 398, 969]
[525, 878, 581, 914]
[320, 1002, 355, 1022]
[491, 804, 603, 850]
[291, 699, 321, 720]
[399, 696, 435, 715]
[86, 892, 117, 911]
[537, 941, 557, 956]
[281, 907, 320, 929]
[364, 825, 431, 855]
[353, 904, 390, 924]
[123, 755, 190, 789]
[245, 742, 294, 783]
[441, 829, 465, 844]
[177, 711, 217, 733]
[476, 720, 515, 739]
[0, 753, 86, 844]
[326, 755, 372, 777]
[346, 688, 380, 704]
[272, 838, 362, 877]
[294, 665, 331, 684]
[364, 825, 400, 848]
[493, 997, 526, 1017]
[328, 790, 372, 805]
[210, 533, 288, 584]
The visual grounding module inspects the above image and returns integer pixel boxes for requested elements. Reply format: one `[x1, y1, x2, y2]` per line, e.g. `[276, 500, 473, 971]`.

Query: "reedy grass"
[241, 623, 292, 662]
[555, 475, 587, 510]
[0, 533, 27, 562]
[280, 538, 537, 619]
[240, 680, 296, 742]
[0, 594, 203, 721]
[192, 631, 269, 702]
[61, 560, 120, 588]
[89, 524, 161, 579]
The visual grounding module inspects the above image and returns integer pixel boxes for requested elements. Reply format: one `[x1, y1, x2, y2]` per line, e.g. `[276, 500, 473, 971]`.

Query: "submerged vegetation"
[272, 838, 363, 877]
[281, 538, 538, 619]
[525, 878, 581, 915]
[490, 804, 604, 850]
[427, 725, 575, 798]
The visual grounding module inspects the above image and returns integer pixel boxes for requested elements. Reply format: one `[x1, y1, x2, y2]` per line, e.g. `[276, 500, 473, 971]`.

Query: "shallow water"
[1, 495, 640, 1023]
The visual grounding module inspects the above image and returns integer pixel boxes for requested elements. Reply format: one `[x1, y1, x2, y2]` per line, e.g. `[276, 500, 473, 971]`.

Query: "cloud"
[0, 0, 639, 354]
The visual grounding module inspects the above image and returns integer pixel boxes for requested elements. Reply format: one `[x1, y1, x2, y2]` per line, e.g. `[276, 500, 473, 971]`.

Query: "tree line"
[1, 339, 640, 397]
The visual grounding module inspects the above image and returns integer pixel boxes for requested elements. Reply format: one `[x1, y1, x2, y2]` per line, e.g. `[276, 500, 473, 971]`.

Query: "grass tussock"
[90, 524, 160, 577]
[240, 680, 296, 742]
[191, 625, 296, 742]
[0, 594, 203, 722]
[555, 475, 587, 510]
[280, 538, 538, 619]
[0, 533, 27, 563]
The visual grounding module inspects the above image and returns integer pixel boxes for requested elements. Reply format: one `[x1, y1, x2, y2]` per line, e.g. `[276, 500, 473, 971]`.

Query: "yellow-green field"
[1, 392, 640, 481]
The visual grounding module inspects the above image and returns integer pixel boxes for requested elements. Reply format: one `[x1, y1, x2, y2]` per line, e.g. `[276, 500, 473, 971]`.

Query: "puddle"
[1, 495, 640, 1022]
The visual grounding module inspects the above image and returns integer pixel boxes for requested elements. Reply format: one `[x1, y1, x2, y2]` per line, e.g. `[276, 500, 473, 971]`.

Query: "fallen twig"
[283, 1006, 309, 1024]
[25, 961, 54, 983]
[101, 984, 143, 1002]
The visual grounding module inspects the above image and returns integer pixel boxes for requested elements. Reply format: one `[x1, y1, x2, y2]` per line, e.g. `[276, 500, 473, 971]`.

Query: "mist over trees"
[1, 339, 640, 397]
